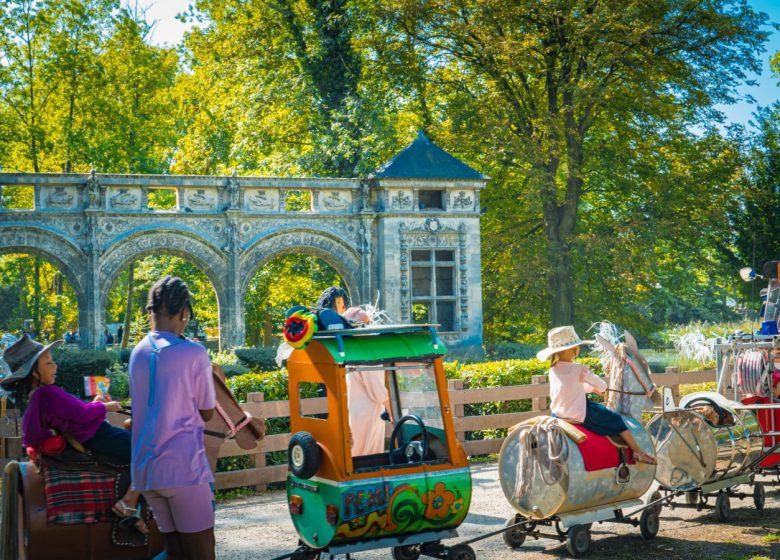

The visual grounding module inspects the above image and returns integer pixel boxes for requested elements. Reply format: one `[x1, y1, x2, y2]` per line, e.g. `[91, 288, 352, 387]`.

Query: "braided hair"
[146, 275, 193, 318]
[316, 286, 349, 311]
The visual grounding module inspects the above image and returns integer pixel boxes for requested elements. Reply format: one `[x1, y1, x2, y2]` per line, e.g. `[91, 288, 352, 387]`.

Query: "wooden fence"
[207, 367, 716, 491]
[0, 368, 715, 488]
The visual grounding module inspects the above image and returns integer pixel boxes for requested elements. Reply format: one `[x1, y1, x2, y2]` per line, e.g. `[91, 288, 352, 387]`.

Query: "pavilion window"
[410, 249, 456, 332]
[418, 190, 443, 210]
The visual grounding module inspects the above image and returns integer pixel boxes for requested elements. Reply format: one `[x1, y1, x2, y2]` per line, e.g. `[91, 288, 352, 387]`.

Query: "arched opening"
[104, 255, 220, 349]
[244, 255, 345, 347]
[0, 253, 79, 342]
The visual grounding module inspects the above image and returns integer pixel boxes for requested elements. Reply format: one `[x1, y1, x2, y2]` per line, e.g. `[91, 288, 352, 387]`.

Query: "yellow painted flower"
[422, 482, 455, 519]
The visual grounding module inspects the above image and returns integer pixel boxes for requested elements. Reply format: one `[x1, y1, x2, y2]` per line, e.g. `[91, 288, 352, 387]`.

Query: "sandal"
[112, 499, 149, 534]
[634, 451, 657, 465]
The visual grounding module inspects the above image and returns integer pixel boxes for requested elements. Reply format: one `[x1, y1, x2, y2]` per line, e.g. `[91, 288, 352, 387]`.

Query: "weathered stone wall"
[0, 171, 485, 351]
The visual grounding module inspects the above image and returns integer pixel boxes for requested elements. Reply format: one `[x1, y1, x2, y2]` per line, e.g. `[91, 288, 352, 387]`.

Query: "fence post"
[247, 391, 266, 492]
[448, 379, 465, 444]
[665, 366, 680, 401]
[532, 375, 548, 414]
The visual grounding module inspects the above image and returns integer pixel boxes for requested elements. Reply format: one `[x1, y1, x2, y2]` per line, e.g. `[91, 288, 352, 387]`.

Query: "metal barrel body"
[647, 392, 763, 490]
[498, 416, 655, 519]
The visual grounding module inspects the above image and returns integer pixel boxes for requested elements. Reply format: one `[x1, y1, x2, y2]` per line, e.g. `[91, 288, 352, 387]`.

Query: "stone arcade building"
[0, 132, 487, 350]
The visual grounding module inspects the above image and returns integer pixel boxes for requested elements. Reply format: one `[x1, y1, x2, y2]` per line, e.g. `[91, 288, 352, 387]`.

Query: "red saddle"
[573, 425, 635, 472]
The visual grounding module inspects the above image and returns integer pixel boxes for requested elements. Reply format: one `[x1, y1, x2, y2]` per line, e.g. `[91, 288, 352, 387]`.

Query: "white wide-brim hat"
[536, 325, 583, 362]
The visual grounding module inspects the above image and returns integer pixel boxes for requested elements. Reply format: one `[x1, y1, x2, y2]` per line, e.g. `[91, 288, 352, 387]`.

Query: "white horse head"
[596, 330, 659, 420]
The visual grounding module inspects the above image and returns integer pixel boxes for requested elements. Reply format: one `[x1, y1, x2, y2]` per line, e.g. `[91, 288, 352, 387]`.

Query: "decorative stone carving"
[186, 189, 216, 210]
[46, 187, 74, 208]
[452, 190, 474, 210]
[322, 191, 350, 212]
[390, 190, 413, 210]
[109, 188, 140, 209]
[86, 170, 103, 209]
[225, 171, 240, 209]
[246, 190, 276, 211]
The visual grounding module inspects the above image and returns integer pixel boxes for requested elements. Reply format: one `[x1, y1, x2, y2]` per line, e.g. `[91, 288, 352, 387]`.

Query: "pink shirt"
[129, 331, 216, 491]
[549, 362, 607, 423]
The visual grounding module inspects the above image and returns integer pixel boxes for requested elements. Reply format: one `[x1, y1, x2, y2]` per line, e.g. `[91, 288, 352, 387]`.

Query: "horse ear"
[624, 331, 640, 354]
[596, 334, 616, 356]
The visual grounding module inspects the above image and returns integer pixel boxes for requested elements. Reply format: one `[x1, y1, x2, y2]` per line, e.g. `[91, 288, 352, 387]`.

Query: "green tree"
[391, 0, 768, 327]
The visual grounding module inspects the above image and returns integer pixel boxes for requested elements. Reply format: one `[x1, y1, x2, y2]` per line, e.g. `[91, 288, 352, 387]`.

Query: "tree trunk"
[262, 314, 273, 347]
[545, 239, 575, 326]
[121, 263, 134, 348]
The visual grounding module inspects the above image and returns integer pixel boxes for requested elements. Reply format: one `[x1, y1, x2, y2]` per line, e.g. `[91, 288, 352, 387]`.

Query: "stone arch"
[98, 228, 229, 333]
[0, 226, 89, 342]
[240, 229, 362, 304]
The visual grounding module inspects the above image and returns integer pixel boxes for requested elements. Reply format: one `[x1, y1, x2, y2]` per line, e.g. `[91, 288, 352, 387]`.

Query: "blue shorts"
[83, 421, 131, 463]
[581, 400, 628, 436]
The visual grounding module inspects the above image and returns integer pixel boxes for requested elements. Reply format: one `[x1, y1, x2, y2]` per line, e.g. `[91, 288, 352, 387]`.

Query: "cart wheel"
[685, 491, 698, 505]
[639, 509, 660, 540]
[650, 490, 663, 514]
[288, 432, 320, 479]
[502, 515, 526, 549]
[392, 544, 421, 560]
[445, 543, 476, 560]
[753, 482, 766, 511]
[290, 547, 319, 560]
[715, 492, 731, 522]
[566, 525, 591, 558]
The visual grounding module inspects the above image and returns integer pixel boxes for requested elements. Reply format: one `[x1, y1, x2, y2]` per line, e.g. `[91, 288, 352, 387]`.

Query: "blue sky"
[141, 0, 780, 129]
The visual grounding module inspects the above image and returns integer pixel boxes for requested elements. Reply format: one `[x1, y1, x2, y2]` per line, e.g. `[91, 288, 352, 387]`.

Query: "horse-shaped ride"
[499, 330, 661, 557]
[1, 364, 264, 560]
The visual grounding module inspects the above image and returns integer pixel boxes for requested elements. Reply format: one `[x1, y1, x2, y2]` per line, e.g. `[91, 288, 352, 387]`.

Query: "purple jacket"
[22, 384, 106, 447]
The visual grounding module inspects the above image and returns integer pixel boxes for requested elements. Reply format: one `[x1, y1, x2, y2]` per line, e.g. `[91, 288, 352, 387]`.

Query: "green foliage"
[233, 347, 279, 372]
[484, 343, 541, 361]
[51, 347, 119, 397]
[225, 370, 291, 404]
[106, 361, 129, 399]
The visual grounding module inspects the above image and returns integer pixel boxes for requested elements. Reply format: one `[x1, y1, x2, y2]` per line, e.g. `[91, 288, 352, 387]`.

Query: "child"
[130, 276, 217, 560]
[0, 334, 147, 532]
[343, 307, 392, 456]
[537, 326, 656, 465]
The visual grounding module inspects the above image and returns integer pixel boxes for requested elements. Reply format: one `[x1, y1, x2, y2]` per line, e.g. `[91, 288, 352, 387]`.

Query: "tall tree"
[391, 0, 768, 326]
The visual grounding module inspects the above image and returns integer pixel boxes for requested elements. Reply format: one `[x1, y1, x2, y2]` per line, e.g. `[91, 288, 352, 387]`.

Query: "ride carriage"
[497, 331, 663, 558]
[0, 365, 265, 560]
[279, 314, 474, 560]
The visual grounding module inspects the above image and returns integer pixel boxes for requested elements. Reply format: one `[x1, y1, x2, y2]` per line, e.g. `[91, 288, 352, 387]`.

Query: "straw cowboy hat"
[0, 334, 63, 390]
[536, 326, 585, 362]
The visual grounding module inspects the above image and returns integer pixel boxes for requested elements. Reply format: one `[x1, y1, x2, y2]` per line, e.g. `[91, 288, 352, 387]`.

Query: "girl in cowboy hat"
[0, 334, 148, 532]
[537, 326, 656, 465]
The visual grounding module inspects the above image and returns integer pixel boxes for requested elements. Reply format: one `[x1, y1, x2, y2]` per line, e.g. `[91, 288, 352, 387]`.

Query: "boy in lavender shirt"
[130, 276, 216, 559]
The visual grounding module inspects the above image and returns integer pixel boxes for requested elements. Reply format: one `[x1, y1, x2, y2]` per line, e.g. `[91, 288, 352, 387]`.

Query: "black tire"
[566, 525, 591, 558]
[288, 432, 321, 479]
[685, 491, 698, 506]
[445, 544, 476, 560]
[753, 482, 766, 511]
[1, 462, 21, 560]
[639, 509, 660, 540]
[715, 492, 731, 522]
[392, 545, 422, 560]
[650, 490, 663, 514]
[503, 515, 526, 549]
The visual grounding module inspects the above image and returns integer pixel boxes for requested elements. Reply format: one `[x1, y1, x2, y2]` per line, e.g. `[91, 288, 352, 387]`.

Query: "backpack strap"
[147, 334, 187, 406]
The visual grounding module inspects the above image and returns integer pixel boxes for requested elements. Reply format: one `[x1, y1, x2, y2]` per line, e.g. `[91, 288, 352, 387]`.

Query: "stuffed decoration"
[283, 306, 318, 349]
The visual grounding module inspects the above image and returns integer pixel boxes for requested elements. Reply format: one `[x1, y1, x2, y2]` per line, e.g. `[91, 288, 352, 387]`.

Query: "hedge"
[50, 347, 121, 398]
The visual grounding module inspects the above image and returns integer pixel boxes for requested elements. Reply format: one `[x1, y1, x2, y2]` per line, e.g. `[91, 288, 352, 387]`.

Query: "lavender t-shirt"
[129, 331, 216, 491]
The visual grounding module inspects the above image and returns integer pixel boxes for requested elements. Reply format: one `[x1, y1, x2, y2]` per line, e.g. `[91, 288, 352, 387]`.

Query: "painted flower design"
[450, 498, 465, 514]
[422, 482, 455, 519]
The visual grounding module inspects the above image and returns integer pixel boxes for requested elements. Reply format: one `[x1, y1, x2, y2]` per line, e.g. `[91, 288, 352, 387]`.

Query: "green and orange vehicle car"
[282, 320, 474, 560]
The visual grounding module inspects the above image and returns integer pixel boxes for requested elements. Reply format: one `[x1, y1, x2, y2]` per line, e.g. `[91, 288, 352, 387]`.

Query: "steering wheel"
[389, 414, 429, 465]
[685, 397, 729, 425]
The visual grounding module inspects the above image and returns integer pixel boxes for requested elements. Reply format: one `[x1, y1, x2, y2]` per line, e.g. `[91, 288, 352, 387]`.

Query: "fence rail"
[209, 367, 715, 490]
[0, 368, 715, 487]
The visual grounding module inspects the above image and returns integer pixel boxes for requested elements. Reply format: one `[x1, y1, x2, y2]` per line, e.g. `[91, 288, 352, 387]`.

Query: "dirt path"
[215, 463, 780, 560]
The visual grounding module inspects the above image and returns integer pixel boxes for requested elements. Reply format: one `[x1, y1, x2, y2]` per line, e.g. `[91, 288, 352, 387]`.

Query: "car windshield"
[392, 362, 445, 430]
